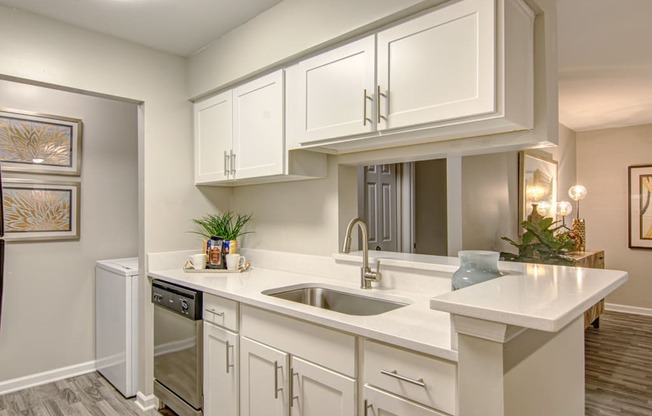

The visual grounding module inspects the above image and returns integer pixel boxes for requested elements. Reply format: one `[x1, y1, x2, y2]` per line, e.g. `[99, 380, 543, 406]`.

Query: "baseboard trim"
[605, 303, 652, 317]
[135, 391, 158, 411]
[0, 360, 96, 396]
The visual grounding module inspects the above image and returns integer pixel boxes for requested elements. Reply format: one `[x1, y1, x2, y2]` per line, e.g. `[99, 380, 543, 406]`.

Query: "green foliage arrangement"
[500, 217, 576, 266]
[191, 211, 253, 241]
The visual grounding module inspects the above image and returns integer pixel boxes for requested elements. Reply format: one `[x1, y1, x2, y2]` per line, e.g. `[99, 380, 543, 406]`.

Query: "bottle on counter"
[207, 236, 225, 269]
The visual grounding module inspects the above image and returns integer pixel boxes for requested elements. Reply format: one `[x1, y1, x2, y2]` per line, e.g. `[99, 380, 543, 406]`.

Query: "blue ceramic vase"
[451, 250, 503, 291]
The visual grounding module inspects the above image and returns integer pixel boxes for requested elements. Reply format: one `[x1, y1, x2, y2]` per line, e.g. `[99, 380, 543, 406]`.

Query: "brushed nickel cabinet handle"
[224, 151, 229, 177]
[230, 149, 236, 176]
[363, 89, 373, 126]
[364, 399, 371, 416]
[225, 341, 234, 374]
[289, 367, 294, 407]
[289, 368, 298, 408]
[380, 369, 426, 387]
[274, 361, 282, 399]
[377, 85, 382, 123]
[204, 308, 224, 317]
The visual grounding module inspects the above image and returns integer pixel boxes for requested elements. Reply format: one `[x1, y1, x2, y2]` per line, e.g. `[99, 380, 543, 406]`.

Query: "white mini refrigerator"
[96, 257, 139, 398]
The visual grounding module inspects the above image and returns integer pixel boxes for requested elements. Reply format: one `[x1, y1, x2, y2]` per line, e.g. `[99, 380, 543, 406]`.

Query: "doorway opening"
[357, 159, 448, 255]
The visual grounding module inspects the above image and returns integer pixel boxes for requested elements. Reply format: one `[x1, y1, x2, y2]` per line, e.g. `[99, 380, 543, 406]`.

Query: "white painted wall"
[0, 80, 138, 382]
[577, 124, 652, 309]
[0, 5, 230, 394]
[230, 156, 357, 256]
[188, 0, 446, 98]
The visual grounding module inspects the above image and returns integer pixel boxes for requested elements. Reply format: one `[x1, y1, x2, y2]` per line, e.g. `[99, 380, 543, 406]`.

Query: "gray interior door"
[359, 164, 398, 252]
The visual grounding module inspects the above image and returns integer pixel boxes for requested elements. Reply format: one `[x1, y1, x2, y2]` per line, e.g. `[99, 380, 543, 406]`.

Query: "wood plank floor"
[1, 310, 650, 415]
[0, 372, 171, 416]
[585, 310, 652, 416]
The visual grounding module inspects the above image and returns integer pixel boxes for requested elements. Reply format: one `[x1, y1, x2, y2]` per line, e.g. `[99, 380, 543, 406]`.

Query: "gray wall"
[577, 123, 652, 309]
[461, 125, 577, 252]
[0, 79, 138, 382]
[414, 159, 448, 255]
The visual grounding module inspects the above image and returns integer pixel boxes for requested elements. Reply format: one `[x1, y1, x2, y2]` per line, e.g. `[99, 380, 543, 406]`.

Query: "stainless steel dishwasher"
[152, 279, 203, 416]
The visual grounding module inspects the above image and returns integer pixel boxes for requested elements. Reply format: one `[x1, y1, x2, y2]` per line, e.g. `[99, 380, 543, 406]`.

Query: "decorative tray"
[182, 260, 251, 274]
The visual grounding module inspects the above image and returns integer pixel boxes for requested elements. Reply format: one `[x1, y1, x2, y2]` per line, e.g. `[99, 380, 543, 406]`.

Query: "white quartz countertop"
[149, 265, 457, 362]
[430, 263, 628, 332]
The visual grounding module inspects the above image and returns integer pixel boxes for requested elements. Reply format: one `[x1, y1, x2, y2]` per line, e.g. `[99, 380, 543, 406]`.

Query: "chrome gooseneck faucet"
[342, 217, 382, 289]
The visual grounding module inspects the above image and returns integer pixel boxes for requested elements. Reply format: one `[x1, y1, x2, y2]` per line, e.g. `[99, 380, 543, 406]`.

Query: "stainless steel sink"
[262, 284, 411, 316]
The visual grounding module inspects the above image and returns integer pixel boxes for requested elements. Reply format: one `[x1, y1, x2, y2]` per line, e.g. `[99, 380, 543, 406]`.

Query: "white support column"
[446, 155, 463, 256]
[454, 315, 585, 416]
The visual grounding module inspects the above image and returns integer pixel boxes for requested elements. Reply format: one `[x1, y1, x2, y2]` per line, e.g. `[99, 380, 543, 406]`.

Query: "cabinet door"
[290, 357, 355, 416]
[297, 36, 376, 144]
[204, 322, 238, 416]
[363, 386, 446, 416]
[233, 70, 285, 180]
[240, 337, 289, 416]
[377, 0, 495, 131]
[194, 90, 233, 183]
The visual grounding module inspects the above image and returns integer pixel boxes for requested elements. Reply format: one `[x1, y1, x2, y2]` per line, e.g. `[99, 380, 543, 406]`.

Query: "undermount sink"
[262, 284, 411, 316]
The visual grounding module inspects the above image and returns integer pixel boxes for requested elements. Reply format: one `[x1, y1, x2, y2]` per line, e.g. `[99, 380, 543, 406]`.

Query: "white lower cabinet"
[290, 357, 355, 416]
[203, 321, 239, 416]
[364, 386, 446, 416]
[202, 301, 457, 416]
[363, 340, 457, 415]
[240, 337, 290, 416]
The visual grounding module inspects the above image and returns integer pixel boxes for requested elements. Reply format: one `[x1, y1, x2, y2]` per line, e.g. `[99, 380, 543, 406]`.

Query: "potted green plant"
[191, 211, 252, 254]
[500, 217, 577, 266]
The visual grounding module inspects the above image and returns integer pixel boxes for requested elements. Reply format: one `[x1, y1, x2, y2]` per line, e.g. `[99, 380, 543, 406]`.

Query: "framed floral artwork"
[0, 108, 82, 176]
[2, 178, 80, 241]
[629, 165, 652, 249]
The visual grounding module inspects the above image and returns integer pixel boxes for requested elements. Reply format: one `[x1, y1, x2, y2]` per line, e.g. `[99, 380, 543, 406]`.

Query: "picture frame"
[628, 164, 652, 249]
[518, 151, 558, 228]
[0, 108, 82, 176]
[2, 178, 80, 242]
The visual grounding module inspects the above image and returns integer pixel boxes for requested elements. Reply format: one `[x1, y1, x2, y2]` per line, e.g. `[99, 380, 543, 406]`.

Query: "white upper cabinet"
[377, 0, 495, 130]
[194, 90, 232, 183]
[293, 0, 534, 153]
[194, 70, 327, 186]
[233, 71, 285, 180]
[296, 36, 376, 142]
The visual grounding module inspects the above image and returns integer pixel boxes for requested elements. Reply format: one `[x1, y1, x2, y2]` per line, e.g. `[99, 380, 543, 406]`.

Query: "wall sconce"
[568, 185, 588, 251]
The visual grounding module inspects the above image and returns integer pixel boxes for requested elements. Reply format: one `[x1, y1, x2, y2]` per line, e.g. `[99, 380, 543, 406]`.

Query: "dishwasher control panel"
[152, 279, 203, 320]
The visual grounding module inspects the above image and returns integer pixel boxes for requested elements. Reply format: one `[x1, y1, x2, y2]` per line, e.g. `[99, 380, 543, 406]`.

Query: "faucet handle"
[365, 259, 382, 283]
[374, 259, 382, 282]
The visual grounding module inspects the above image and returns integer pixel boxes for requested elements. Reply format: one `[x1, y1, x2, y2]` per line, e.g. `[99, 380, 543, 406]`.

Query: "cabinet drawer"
[364, 385, 448, 416]
[204, 293, 239, 331]
[241, 305, 355, 377]
[364, 340, 457, 415]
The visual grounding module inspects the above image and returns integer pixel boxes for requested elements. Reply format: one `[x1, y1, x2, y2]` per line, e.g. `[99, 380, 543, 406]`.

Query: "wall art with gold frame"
[2, 178, 80, 242]
[0, 108, 82, 176]
[628, 164, 652, 249]
[518, 151, 558, 228]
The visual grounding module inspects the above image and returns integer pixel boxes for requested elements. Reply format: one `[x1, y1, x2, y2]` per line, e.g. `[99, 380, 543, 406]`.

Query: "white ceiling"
[557, 0, 652, 132]
[1, 0, 650, 133]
